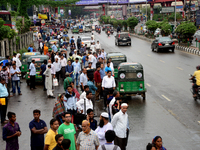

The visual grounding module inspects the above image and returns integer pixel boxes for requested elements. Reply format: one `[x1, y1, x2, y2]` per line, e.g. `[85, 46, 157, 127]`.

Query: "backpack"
[101, 145, 118, 150]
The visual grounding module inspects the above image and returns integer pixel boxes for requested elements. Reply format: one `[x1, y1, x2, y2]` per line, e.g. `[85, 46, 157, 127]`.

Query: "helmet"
[196, 65, 200, 70]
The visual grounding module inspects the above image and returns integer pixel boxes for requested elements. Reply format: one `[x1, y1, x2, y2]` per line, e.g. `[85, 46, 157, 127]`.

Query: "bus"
[0, 10, 12, 28]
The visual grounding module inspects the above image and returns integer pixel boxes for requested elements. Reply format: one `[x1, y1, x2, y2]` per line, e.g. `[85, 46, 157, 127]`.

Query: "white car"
[81, 37, 92, 48]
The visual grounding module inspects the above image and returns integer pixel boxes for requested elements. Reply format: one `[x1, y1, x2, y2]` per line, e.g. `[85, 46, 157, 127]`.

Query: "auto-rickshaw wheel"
[142, 93, 146, 100]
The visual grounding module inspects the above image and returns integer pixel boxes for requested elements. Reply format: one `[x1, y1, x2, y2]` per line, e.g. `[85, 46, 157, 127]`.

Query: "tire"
[156, 47, 159, 53]
[172, 48, 174, 53]
[129, 43, 131, 46]
[142, 93, 146, 100]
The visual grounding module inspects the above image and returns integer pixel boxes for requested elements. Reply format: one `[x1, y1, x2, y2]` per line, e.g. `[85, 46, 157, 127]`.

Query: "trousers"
[0, 97, 8, 123]
[95, 83, 101, 100]
[30, 75, 36, 89]
[47, 89, 53, 96]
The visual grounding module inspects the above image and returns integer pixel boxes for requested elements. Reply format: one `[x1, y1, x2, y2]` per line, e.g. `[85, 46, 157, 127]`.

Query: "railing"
[0, 31, 33, 57]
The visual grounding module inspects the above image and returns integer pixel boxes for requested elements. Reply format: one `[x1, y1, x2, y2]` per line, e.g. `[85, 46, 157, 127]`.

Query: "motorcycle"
[107, 31, 110, 36]
[189, 74, 200, 101]
[98, 29, 101, 34]
[110, 30, 114, 34]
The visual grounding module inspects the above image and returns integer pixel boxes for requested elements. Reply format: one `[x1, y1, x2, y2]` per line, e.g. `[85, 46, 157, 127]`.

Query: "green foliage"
[161, 23, 171, 36]
[122, 20, 128, 30]
[110, 18, 117, 25]
[146, 20, 157, 33]
[153, 14, 163, 21]
[113, 21, 118, 28]
[117, 20, 123, 27]
[168, 12, 182, 21]
[1, 0, 79, 18]
[141, 7, 150, 20]
[175, 21, 196, 43]
[127, 16, 138, 29]
[10, 11, 18, 16]
[0, 19, 5, 27]
[157, 19, 168, 28]
[16, 36, 20, 46]
[16, 18, 31, 34]
[19, 48, 28, 56]
[0, 25, 10, 40]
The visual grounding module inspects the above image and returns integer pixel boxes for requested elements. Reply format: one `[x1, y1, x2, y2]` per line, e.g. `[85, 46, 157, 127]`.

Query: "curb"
[130, 34, 200, 56]
[175, 45, 200, 56]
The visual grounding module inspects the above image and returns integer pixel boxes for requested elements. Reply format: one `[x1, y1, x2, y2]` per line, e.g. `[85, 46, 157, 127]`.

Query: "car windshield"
[120, 34, 129, 38]
[159, 37, 171, 42]
[125, 72, 137, 79]
[82, 38, 91, 41]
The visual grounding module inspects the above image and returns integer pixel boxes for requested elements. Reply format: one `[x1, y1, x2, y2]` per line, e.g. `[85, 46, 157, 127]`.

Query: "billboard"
[161, 7, 175, 13]
[129, 0, 146, 3]
[76, 0, 129, 5]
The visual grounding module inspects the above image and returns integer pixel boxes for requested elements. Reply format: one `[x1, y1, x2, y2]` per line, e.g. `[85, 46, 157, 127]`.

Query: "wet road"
[1, 23, 200, 150]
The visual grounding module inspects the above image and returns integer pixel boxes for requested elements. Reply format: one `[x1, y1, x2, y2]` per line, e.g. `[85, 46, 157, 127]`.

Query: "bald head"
[82, 120, 90, 134]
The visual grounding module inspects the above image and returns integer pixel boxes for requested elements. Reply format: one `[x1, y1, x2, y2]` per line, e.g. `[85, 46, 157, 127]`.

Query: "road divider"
[162, 95, 171, 102]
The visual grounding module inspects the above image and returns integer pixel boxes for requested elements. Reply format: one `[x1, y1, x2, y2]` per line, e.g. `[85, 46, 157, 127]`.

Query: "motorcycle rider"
[117, 25, 121, 33]
[190, 65, 200, 97]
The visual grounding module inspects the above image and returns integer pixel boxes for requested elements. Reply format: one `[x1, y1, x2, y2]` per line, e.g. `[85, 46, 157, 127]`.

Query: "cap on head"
[121, 103, 128, 107]
[65, 72, 70, 76]
[101, 112, 109, 118]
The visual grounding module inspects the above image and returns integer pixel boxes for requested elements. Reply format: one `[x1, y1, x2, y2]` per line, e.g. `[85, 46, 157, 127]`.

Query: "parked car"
[81, 37, 92, 48]
[115, 32, 131, 46]
[151, 37, 175, 53]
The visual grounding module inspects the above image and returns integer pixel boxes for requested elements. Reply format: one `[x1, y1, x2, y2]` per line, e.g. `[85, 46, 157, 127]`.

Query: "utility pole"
[175, 0, 176, 28]
[189, 0, 191, 21]
[146, 0, 147, 22]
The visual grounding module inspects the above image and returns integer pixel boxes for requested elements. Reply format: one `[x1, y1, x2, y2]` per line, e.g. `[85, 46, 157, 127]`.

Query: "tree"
[127, 16, 138, 30]
[1, 0, 79, 18]
[122, 20, 127, 30]
[146, 20, 157, 33]
[161, 23, 171, 36]
[168, 12, 182, 22]
[175, 21, 196, 43]
[0, 19, 16, 40]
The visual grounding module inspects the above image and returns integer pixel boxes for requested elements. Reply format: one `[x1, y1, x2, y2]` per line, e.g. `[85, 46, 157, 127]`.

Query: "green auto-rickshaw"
[72, 26, 79, 34]
[21, 52, 40, 77]
[117, 62, 146, 100]
[47, 39, 60, 52]
[107, 52, 127, 79]
[25, 55, 49, 85]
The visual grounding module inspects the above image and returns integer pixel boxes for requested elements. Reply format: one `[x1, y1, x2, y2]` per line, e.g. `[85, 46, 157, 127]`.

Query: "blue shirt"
[29, 119, 47, 147]
[28, 47, 33, 52]
[51, 44, 58, 52]
[64, 92, 77, 110]
[100, 68, 105, 79]
[90, 119, 97, 131]
[105, 66, 111, 73]
[65, 65, 74, 74]
[0, 83, 8, 97]
[87, 81, 97, 95]
[72, 62, 81, 74]
[82, 56, 86, 65]
[40, 64, 46, 75]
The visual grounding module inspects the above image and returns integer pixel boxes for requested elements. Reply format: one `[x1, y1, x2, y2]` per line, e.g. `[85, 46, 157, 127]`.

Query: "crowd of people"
[0, 25, 167, 150]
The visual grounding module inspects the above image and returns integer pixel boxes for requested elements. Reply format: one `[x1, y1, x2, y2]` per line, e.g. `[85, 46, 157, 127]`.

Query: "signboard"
[129, 0, 146, 3]
[76, 0, 129, 5]
[196, 10, 200, 26]
[161, 7, 175, 13]
[60, 9, 64, 15]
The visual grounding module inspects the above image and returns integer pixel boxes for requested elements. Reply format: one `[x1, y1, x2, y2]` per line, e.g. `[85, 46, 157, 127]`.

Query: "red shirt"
[94, 70, 101, 83]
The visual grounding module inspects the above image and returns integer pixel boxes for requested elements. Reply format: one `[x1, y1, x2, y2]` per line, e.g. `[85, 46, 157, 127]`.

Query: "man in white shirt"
[109, 91, 120, 120]
[90, 42, 96, 53]
[53, 58, 61, 82]
[88, 52, 94, 62]
[29, 59, 36, 90]
[79, 68, 88, 92]
[54, 52, 60, 63]
[108, 58, 114, 75]
[101, 49, 107, 60]
[80, 85, 89, 100]
[47, 59, 56, 78]
[76, 91, 93, 115]
[92, 52, 97, 69]
[60, 55, 67, 80]
[111, 103, 129, 150]
[72, 50, 78, 60]
[91, 33, 95, 40]
[102, 71, 116, 109]
[98, 130, 121, 150]
[95, 41, 101, 54]
[95, 112, 113, 145]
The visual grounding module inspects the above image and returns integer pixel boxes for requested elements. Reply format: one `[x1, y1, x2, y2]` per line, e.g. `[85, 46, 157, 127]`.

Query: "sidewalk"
[130, 33, 200, 56]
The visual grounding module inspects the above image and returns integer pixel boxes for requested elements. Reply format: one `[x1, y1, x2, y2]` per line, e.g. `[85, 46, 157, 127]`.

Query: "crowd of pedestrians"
[0, 25, 167, 150]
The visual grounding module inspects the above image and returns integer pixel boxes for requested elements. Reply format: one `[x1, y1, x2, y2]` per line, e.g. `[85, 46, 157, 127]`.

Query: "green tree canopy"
[1, 0, 79, 18]
[146, 20, 157, 33]
[127, 16, 138, 29]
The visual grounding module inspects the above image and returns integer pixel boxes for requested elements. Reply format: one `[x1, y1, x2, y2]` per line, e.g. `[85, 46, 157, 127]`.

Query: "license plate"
[165, 43, 169, 45]
[123, 39, 126, 41]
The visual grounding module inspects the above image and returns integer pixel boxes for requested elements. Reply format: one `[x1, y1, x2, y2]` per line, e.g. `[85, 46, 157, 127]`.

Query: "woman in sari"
[52, 93, 66, 125]
[70, 82, 80, 101]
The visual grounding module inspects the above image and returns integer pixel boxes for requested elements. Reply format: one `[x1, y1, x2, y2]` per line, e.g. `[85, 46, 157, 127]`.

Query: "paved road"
[1, 23, 200, 150]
